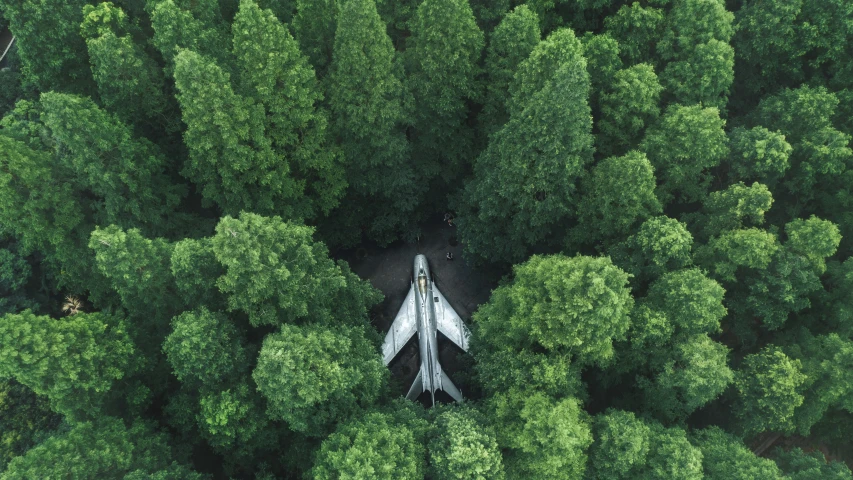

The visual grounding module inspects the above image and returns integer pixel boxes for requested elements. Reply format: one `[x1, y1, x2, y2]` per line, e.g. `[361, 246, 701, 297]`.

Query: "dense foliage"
[1, 0, 853, 477]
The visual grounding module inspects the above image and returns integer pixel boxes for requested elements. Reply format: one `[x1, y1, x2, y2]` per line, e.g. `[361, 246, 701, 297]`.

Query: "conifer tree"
[173, 49, 301, 217]
[407, 0, 484, 186]
[325, 0, 419, 244]
[232, 0, 345, 219]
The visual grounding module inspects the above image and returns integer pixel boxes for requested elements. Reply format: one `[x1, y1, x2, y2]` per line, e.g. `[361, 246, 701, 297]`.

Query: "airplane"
[381, 254, 471, 405]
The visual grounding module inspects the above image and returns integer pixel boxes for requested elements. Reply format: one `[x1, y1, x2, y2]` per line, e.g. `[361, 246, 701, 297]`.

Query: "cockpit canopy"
[417, 269, 428, 295]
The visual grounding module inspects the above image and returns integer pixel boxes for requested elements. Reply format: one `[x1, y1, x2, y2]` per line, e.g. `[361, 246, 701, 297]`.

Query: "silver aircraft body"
[381, 255, 471, 405]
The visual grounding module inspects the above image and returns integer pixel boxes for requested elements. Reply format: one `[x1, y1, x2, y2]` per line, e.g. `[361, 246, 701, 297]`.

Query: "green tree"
[81, 2, 176, 132]
[727, 126, 792, 185]
[407, 0, 484, 185]
[734, 216, 840, 331]
[210, 213, 382, 327]
[0, 0, 94, 93]
[474, 254, 633, 367]
[787, 333, 853, 435]
[643, 423, 704, 480]
[163, 307, 250, 388]
[149, 0, 230, 71]
[587, 409, 651, 479]
[573, 151, 661, 246]
[603, 2, 665, 65]
[89, 225, 177, 324]
[640, 334, 733, 422]
[0, 135, 94, 295]
[169, 237, 225, 310]
[640, 104, 728, 204]
[38, 93, 184, 236]
[0, 379, 61, 470]
[311, 411, 426, 479]
[772, 447, 853, 480]
[580, 33, 622, 119]
[2, 417, 194, 479]
[196, 382, 273, 451]
[428, 408, 505, 480]
[657, 0, 734, 63]
[0, 310, 135, 420]
[598, 63, 663, 157]
[253, 323, 386, 435]
[695, 228, 779, 283]
[174, 49, 301, 217]
[325, 0, 418, 245]
[489, 390, 592, 480]
[692, 182, 774, 241]
[474, 348, 583, 399]
[0, 246, 37, 316]
[232, 0, 345, 219]
[611, 216, 694, 287]
[746, 86, 853, 211]
[691, 427, 784, 480]
[291, 0, 338, 77]
[660, 39, 734, 110]
[731, 0, 803, 101]
[644, 268, 727, 337]
[480, 5, 540, 137]
[734, 346, 806, 435]
[458, 29, 593, 264]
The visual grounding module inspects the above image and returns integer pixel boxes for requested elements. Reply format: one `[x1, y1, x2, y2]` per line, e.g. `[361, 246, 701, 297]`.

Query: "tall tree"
[598, 63, 663, 157]
[0, 134, 96, 296]
[603, 2, 665, 66]
[311, 411, 426, 479]
[480, 5, 539, 137]
[149, 0, 231, 72]
[2, 417, 199, 479]
[727, 126, 792, 185]
[253, 323, 387, 435]
[406, 0, 484, 187]
[81, 2, 176, 133]
[734, 346, 806, 436]
[428, 408, 505, 480]
[640, 104, 728, 204]
[690, 427, 785, 480]
[0, 310, 135, 420]
[163, 307, 250, 388]
[174, 49, 301, 217]
[457, 29, 593, 264]
[0, 0, 95, 94]
[325, 0, 418, 245]
[474, 254, 633, 368]
[210, 213, 382, 327]
[611, 215, 694, 288]
[587, 410, 651, 479]
[291, 0, 338, 77]
[573, 151, 661, 246]
[232, 0, 345, 219]
[640, 334, 733, 422]
[660, 38, 734, 110]
[39, 93, 184, 236]
[489, 389, 592, 480]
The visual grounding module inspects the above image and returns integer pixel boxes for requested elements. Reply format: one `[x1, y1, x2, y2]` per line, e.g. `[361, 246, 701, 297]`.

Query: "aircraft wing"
[381, 284, 418, 365]
[433, 286, 470, 351]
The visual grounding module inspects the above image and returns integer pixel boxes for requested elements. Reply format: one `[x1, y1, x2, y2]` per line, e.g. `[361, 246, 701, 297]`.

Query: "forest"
[1, 0, 853, 478]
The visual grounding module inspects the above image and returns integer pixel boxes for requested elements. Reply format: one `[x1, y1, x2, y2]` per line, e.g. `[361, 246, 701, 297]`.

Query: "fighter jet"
[381, 254, 471, 405]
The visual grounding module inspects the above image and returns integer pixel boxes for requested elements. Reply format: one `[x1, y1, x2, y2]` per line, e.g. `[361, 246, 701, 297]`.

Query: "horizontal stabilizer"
[440, 370, 463, 402]
[406, 367, 424, 401]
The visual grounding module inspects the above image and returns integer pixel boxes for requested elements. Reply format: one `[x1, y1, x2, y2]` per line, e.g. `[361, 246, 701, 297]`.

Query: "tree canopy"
[2, 0, 853, 477]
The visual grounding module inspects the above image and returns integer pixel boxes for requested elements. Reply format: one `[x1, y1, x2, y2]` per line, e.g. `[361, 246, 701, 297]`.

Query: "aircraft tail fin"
[440, 370, 463, 402]
[405, 367, 424, 401]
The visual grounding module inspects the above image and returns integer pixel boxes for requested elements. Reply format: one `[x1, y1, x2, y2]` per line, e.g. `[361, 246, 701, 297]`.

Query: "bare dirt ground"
[338, 217, 499, 405]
